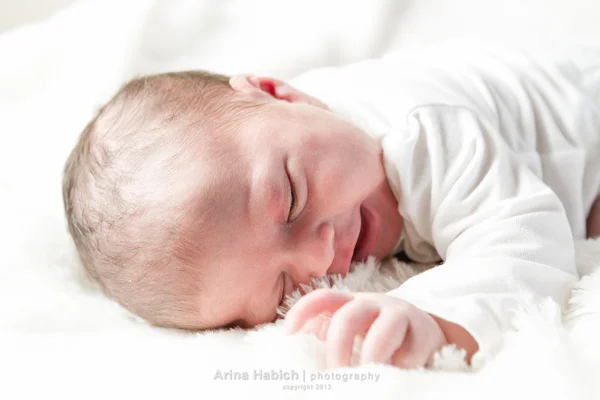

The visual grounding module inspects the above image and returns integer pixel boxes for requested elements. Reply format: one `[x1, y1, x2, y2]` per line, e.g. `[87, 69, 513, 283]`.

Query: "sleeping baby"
[62, 39, 600, 369]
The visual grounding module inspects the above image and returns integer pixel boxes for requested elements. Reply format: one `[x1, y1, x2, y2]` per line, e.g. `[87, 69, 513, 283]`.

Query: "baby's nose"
[312, 222, 336, 277]
[292, 222, 335, 283]
[325, 235, 354, 277]
[326, 252, 352, 277]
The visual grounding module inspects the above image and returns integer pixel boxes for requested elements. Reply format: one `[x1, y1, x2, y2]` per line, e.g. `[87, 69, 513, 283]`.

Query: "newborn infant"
[62, 40, 600, 369]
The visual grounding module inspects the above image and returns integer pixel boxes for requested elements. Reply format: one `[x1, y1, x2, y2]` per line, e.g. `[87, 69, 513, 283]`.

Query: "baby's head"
[62, 71, 402, 331]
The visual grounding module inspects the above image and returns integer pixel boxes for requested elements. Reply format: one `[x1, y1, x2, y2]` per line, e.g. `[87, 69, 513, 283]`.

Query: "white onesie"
[290, 39, 600, 363]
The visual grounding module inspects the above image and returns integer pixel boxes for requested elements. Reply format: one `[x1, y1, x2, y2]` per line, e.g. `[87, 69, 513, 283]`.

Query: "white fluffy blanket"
[3, 1, 600, 399]
[3, 245, 600, 399]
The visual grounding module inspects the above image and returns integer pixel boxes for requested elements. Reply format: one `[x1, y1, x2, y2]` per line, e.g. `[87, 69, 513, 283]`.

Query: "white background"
[0, 0, 75, 33]
[2, 1, 600, 399]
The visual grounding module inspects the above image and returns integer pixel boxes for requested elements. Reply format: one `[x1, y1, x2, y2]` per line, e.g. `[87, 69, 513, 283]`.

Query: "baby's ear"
[229, 75, 329, 109]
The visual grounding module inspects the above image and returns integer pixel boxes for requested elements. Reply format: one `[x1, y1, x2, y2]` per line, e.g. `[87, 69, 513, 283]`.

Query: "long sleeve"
[383, 105, 579, 363]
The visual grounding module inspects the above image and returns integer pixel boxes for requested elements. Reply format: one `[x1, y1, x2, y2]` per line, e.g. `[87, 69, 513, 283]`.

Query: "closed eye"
[285, 166, 296, 222]
[279, 272, 286, 306]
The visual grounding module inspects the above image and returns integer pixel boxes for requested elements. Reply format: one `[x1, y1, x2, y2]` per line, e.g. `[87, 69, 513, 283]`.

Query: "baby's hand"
[283, 289, 447, 369]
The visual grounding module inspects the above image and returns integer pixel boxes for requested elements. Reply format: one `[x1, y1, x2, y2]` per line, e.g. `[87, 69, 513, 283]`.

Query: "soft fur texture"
[4, 1, 600, 399]
[3, 243, 600, 399]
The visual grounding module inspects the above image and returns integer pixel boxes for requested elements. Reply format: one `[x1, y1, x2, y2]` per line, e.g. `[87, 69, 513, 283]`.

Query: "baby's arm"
[384, 105, 578, 363]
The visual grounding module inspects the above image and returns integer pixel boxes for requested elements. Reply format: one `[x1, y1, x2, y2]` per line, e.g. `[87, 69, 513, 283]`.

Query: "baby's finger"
[284, 289, 354, 334]
[298, 315, 331, 341]
[359, 310, 409, 365]
[326, 300, 379, 369]
[391, 313, 444, 369]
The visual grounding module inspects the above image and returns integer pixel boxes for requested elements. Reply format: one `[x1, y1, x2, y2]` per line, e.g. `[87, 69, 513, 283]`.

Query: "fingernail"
[318, 317, 330, 341]
[298, 321, 312, 334]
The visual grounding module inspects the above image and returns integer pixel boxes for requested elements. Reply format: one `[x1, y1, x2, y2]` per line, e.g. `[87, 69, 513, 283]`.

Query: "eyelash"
[279, 273, 286, 306]
[288, 185, 295, 221]
[287, 171, 296, 222]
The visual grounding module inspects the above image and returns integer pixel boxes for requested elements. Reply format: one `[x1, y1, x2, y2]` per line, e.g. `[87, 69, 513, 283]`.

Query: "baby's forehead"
[178, 142, 248, 229]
